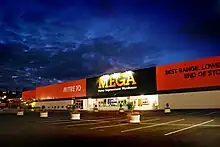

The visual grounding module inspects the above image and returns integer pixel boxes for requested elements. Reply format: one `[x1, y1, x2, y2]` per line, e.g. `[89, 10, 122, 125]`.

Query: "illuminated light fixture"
[124, 71, 134, 77]
[100, 74, 110, 82]
[112, 73, 120, 79]
[3, 91, 6, 93]
[3, 95, 6, 98]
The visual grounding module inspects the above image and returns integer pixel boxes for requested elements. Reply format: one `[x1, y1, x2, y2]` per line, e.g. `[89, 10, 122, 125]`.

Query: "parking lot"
[1, 110, 220, 147]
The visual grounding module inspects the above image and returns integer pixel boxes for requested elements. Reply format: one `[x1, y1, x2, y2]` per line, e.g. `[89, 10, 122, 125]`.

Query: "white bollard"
[94, 110, 99, 112]
[17, 111, 24, 116]
[119, 109, 124, 113]
[40, 112, 48, 118]
[164, 108, 171, 113]
[129, 114, 141, 124]
[70, 113, 80, 120]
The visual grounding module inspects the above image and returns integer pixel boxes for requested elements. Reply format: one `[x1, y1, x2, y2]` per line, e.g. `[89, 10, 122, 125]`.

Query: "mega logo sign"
[156, 56, 220, 91]
[97, 71, 137, 93]
[86, 68, 157, 97]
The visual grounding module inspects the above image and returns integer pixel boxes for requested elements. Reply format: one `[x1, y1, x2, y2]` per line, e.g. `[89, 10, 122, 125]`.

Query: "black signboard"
[86, 67, 157, 98]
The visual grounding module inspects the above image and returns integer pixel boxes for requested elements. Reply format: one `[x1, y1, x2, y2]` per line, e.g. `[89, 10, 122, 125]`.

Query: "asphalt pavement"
[1, 109, 220, 147]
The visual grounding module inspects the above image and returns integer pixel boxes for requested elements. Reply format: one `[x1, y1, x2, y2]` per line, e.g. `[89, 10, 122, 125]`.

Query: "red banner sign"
[156, 56, 220, 90]
[36, 79, 86, 100]
[22, 90, 36, 99]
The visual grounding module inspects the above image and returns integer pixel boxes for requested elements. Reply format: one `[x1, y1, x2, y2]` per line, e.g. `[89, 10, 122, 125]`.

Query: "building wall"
[158, 90, 220, 109]
[34, 100, 73, 110]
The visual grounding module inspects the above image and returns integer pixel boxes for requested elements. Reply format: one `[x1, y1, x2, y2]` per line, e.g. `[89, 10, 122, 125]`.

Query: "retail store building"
[22, 56, 220, 110]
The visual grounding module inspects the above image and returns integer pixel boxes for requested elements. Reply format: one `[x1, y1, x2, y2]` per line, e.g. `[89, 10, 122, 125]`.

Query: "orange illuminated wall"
[22, 90, 36, 99]
[156, 56, 220, 91]
[36, 79, 86, 100]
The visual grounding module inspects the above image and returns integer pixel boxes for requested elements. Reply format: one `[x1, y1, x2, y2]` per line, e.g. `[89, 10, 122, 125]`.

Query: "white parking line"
[90, 118, 160, 130]
[41, 117, 125, 124]
[50, 119, 114, 125]
[203, 124, 220, 127]
[139, 122, 220, 128]
[205, 112, 216, 116]
[90, 123, 129, 129]
[66, 121, 110, 127]
[141, 122, 193, 127]
[186, 111, 201, 115]
[121, 119, 185, 133]
[40, 119, 70, 123]
[85, 117, 125, 121]
[80, 119, 104, 122]
[85, 118, 127, 122]
[51, 121, 81, 125]
[164, 119, 214, 136]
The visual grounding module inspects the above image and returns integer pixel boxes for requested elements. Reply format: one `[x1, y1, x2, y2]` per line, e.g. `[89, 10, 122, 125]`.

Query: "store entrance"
[75, 100, 83, 109]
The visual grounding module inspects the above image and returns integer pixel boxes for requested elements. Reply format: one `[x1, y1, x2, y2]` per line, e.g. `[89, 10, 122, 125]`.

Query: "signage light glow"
[97, 71, 137, 92]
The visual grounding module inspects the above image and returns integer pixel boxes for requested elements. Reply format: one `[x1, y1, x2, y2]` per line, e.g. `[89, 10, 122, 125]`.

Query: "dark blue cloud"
[0, 0, 219, 90]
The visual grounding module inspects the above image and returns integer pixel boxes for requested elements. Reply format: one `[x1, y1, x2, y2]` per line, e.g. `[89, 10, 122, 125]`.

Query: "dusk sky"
[0, 0, 219, 90]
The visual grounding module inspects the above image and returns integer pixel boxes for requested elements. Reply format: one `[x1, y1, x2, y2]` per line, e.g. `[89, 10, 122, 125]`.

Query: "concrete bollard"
[70, 113, 80, 120]
[17, 111, 24, 116]
[128, 112, 141, 124]
[164, 103, 171, 113]
[164, 108, 171, 113]
[40, 112, 48, 118]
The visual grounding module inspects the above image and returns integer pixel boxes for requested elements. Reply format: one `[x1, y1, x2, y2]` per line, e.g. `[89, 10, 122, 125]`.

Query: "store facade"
[34, 79, 87, 110]
[86, 67, 158, 111]
[156, 56, 220, 109]
[22, 55, 220, 111]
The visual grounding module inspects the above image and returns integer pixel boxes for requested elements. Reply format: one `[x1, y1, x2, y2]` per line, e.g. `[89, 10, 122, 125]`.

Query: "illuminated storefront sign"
[63, 85, 82, 92]
[36, 79, 86, 100]
[86, 67, 157, 97]
[97, 71, 137, 93]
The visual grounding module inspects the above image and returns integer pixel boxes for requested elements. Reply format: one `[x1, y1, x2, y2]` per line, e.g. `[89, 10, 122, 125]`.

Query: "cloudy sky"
[0, 0, 219, 90]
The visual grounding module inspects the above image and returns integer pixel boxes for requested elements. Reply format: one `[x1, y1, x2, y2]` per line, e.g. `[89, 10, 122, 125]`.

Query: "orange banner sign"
[22, 90, 36, 99]
[36, 79, 86, 100]
[156, 56, 220, 90]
